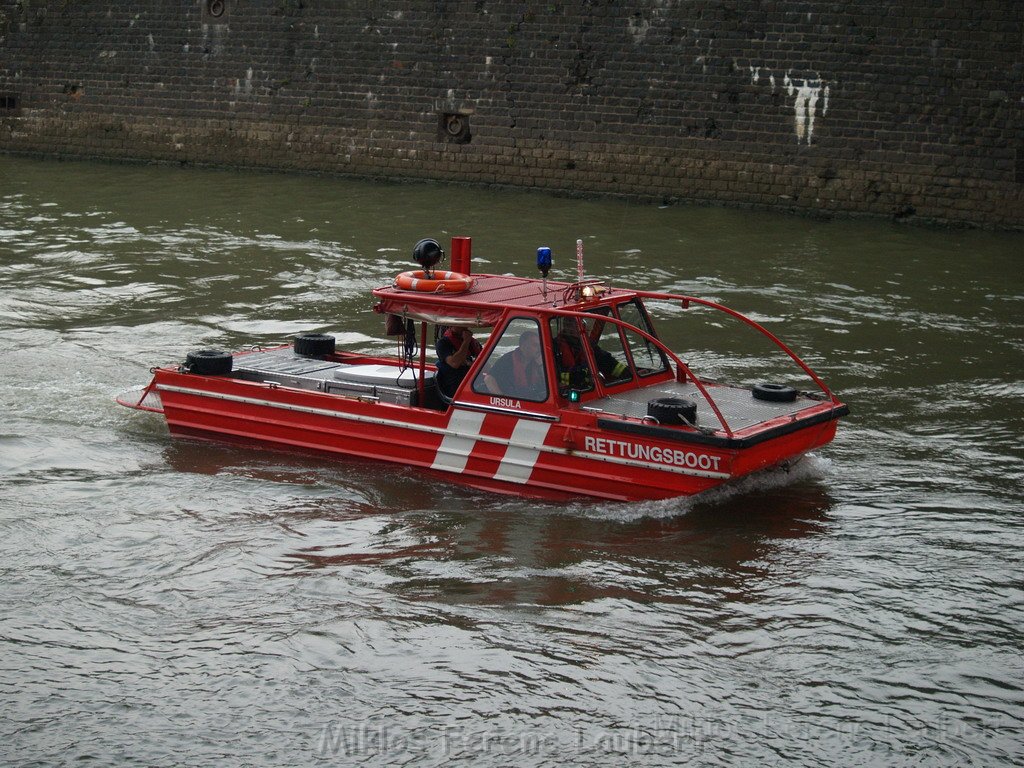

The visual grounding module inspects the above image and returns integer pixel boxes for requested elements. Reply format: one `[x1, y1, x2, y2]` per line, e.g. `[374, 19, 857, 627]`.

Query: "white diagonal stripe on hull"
[431, 409, 487, 473]
[493, 419, 551, 484]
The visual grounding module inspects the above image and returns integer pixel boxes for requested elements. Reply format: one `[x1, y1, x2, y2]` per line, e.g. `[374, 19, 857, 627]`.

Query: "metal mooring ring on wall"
[439, 112, 472, 144]
[445, 115, 465, 137]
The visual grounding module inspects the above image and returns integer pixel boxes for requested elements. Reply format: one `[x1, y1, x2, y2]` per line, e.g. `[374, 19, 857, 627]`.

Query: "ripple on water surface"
[1, 157, 1022, 766]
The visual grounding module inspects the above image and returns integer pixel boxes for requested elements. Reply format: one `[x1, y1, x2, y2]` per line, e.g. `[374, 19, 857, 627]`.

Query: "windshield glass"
[617, 300, 669, 376]
[471, 317, 549, 402]
[583, 309, 632, 386]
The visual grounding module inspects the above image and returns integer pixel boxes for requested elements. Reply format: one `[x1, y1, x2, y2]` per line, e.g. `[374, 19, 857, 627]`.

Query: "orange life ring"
[394, 270, 473, 293]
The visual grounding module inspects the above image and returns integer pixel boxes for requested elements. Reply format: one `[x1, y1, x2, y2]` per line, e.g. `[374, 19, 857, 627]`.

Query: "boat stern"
[116, 377, 164, 413]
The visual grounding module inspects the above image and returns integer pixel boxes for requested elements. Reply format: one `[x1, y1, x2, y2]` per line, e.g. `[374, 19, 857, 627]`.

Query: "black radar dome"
[412, 238, 444, 270]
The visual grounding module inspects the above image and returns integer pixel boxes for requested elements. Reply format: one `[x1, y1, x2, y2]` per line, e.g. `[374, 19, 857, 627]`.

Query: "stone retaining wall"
[1, 0, 1021, 227]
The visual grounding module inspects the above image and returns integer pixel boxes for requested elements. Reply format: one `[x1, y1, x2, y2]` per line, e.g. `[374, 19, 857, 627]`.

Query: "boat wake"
[581, 454, 834, 521]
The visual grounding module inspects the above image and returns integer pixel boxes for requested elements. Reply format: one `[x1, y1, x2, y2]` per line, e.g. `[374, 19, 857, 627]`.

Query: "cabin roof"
[372, 273, 631, 326]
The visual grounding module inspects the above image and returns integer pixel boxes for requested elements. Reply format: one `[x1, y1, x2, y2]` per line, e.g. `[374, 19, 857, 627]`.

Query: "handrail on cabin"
[632, 290, 838, 403]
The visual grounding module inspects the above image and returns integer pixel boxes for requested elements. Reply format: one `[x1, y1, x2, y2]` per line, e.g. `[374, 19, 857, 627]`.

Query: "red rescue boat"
[118, 236, 847, 502]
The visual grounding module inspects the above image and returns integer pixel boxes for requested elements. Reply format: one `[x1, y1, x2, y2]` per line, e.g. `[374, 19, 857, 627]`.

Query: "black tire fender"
[294, 333, 336, 357]
[186, 349, 233, 376]
[647, 397, 698, 426]
[752, 383, 798, 402]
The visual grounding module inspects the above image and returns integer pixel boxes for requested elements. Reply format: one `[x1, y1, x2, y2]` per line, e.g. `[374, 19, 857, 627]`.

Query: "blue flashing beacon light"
[536, 246, 552, 277]
[537, 246, 553, 300]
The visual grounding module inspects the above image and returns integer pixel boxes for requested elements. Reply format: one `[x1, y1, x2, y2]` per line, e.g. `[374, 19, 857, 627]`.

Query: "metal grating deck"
[234, 347, 342, 379]
[230, 347, 427, 406]
[586, 380, 816, 433]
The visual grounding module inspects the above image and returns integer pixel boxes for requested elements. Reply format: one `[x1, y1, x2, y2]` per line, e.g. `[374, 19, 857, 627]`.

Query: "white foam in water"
[580, 453, 834, 521]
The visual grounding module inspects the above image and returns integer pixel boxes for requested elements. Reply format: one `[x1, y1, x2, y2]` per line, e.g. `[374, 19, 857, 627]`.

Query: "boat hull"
[149, 367, 841, 502]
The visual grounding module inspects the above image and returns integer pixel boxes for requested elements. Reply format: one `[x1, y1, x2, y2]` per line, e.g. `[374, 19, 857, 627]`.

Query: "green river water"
[1, 155, 1021, 766]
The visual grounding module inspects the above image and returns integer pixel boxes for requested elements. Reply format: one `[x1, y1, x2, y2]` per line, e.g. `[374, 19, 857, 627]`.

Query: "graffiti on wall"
[751, 67, 831, 145]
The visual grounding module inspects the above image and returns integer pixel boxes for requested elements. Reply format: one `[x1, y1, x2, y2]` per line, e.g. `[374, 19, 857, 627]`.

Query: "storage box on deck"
[326, 364, 433, 406]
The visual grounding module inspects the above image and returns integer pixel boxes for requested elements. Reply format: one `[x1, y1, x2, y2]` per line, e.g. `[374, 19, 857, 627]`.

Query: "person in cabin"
[559, 316, 629, 385]
[482, 329, 547, 401]
[435, 325, 482, 398]
[553, 319, 593, 391]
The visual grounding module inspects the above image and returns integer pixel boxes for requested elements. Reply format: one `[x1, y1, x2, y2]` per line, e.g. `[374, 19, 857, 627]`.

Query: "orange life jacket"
[555, 334, 581, 368]
[509, 349, 544, 392]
